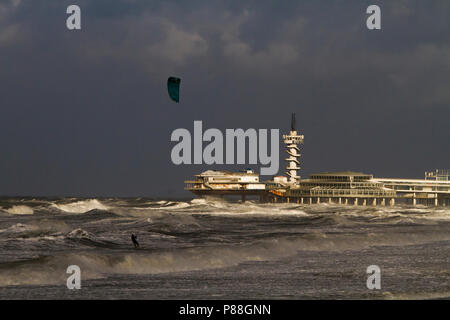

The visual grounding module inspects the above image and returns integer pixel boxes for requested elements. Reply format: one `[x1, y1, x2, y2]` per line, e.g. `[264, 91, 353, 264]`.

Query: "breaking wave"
[1, 205, 34, 215]
[1, 197, 449, 295]
[2, 198, 449, 223]
[0, 240, 293, 286]
[0, 220, 71, 240]
[51, 199, 109, 213]
[1, 226, 450, 287]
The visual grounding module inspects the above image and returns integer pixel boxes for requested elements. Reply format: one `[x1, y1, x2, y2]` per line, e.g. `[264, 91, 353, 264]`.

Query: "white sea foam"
[0, 239, 300, 286]
[66, 228, 92, 239]
[0, 220, 71, 238]
[3, 205, 34, 215]
[51, 199, 109, 213]
[2, 226, 450, 287]
[0, 223, 29, 233]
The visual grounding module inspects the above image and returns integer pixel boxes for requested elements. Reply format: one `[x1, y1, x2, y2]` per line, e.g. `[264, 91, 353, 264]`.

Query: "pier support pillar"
[338, 197, 342, 205]
[362, 199, 367, 206]
[301, 198, 304, 204]
[390, 198, 395, 206]
[328, 198, 332, 204]
[344, 198, 348, 205]
[287, 197, 290, 203]
[309, 198, 312, 204]
[381, 198, 385, 206]
[372, 198, 377, 206]
[413, 197, 417, 206]
[317, 197, 320, 204]
[354, 198, 358, 206]
[435, 196, 438, 206]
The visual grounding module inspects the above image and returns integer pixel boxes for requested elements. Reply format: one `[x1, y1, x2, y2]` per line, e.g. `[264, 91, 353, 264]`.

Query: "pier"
[185, 115, 449, 206]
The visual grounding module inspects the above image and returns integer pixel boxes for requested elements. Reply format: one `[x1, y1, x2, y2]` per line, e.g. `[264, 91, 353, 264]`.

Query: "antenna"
[291, 113, 296, 132]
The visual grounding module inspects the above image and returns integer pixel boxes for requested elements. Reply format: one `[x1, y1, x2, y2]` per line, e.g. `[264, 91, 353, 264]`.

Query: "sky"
[0, 0, 449, 197]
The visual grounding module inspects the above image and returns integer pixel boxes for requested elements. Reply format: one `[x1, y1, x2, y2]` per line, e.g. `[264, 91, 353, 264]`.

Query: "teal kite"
[167, 77, 181, 103]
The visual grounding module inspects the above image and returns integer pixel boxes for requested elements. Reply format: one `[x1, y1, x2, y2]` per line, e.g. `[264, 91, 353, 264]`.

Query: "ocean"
[0, 197, 449, 299]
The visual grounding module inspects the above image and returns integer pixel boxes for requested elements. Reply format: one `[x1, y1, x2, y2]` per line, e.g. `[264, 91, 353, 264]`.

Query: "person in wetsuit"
[131, 234, 139, 248]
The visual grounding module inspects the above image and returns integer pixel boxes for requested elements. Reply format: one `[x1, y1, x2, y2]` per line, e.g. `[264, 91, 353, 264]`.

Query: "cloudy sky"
[0, 0, 449, 197]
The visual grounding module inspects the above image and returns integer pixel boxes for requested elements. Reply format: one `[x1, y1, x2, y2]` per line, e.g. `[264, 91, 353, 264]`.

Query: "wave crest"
[51, 199, 109, 213]
[2, 205, 34, 215]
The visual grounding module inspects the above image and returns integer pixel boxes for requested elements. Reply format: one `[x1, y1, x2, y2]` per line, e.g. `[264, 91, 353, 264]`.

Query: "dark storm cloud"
[0, 0, 449, 196]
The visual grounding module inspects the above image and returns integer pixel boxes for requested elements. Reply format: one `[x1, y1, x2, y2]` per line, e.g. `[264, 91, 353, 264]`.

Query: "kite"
[167, 77, 181, 103]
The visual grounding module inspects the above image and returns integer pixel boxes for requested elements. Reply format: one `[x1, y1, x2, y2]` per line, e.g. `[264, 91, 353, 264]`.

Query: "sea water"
[0, 197, 449, 299]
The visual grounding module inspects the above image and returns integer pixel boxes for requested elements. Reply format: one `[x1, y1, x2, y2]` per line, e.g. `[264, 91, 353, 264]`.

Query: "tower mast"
[283, 113, 304, 184]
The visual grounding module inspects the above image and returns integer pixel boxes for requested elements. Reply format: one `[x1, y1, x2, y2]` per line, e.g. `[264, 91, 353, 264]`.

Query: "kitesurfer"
[131, 233, 140, 248]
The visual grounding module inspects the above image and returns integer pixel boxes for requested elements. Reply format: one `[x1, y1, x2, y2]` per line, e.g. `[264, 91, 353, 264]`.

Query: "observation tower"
[282, 113, 304, 184]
